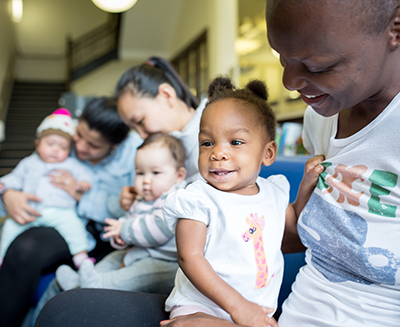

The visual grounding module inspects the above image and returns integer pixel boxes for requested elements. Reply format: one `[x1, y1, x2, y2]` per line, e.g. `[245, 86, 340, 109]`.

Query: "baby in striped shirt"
[56, 133, 187, 293]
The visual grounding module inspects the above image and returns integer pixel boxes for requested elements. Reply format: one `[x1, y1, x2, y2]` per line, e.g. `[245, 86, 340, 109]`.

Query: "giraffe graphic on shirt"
[242, 213, 272, 289]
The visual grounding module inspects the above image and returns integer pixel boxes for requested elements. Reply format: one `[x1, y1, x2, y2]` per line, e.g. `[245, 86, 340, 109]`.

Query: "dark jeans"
[0, 227, 72, 327]
[35, 289, 168, 327]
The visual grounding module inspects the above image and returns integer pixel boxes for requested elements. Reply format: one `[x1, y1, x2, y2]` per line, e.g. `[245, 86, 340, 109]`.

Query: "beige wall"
[70, 59, 141, 97]
[15, 0, 108, 81]
[73, 0, 239, 97]
[0, 0, 16, 121]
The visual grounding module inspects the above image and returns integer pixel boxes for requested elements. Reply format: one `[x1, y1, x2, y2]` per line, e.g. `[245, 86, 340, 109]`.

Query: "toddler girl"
[162, 77, 324, 327]
[55, 133, 187, 292]
[0, 108, 92, 268]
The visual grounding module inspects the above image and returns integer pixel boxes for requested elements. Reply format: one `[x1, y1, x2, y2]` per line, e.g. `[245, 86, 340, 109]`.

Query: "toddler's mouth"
[210, 169, 234, 179]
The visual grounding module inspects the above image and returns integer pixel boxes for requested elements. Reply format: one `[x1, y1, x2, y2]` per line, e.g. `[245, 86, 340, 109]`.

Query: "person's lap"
[35, 289, 169, 327]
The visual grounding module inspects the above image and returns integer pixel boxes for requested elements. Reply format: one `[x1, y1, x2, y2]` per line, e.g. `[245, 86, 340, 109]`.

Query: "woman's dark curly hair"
[206, 76, 276, 141]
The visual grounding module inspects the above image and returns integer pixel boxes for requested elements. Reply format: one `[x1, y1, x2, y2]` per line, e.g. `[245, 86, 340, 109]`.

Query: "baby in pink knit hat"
[0, 109, 93, 268]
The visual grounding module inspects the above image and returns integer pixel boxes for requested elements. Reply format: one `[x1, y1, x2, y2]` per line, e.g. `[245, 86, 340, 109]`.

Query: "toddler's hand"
[76, 181, 91, 193]
[104, 218, 125, 245]
[303, 155, 325, 187]
[0, 183, 4, 194]
[230, 299, 277, 327]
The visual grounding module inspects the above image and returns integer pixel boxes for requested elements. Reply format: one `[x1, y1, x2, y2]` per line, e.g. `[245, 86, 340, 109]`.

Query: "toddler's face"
[36, 134, 71, 163]
[134, 143, 184, 202]
[198, 99, 276, 196]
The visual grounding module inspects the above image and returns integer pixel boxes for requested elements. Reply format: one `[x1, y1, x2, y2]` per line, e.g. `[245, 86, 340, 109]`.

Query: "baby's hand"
[0, 183, 4, 194]
[104, 218, 125, 245]
[230, 299, 277, 327]
[303, 155, 325, 187]
[76, 181, 91, 193]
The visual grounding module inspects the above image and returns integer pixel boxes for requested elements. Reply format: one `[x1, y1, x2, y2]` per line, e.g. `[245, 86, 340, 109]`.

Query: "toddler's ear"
[176, 167, 187, 183]
[262, 140, 277, 167]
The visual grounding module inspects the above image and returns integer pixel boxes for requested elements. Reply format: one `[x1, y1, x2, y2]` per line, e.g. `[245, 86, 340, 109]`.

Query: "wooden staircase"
[0, 82, 66, 177]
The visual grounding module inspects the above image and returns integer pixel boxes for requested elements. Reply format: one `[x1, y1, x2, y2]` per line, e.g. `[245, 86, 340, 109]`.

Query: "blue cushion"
[259, 155, 310, 202]
[34, 273, 55, 306]
[259, 155, 309, 311]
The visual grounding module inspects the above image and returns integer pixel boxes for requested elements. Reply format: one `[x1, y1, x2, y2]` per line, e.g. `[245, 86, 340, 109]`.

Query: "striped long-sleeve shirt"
[118, 181, 187, 262]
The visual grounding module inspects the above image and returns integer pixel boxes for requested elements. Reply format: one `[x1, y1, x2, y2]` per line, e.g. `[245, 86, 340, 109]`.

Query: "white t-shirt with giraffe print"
[163, 177, 289, 321]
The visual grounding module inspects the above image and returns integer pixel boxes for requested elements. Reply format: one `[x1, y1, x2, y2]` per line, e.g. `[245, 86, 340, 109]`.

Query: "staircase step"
[0, 158, 23, 167]
[0, 167, 13, 176]
[1, 81, 66, 174]
[1, 142, 35, 150]
[0, 150, 34, 158]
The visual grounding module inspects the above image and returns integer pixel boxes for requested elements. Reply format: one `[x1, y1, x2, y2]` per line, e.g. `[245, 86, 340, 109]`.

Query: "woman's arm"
[176, 219, 276, 327]
[48, 170, 82, 201]
[2, 189, 41, 224]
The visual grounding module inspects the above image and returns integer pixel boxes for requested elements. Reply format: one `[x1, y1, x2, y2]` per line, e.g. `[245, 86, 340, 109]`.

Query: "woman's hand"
[120, 185, 136, 211]
[104, 218, 125, 245]
[2, 189, 42, 224]
[160, 312, 240, 327]
[76, 181, 91, 193]
[48, 169, 82, 201]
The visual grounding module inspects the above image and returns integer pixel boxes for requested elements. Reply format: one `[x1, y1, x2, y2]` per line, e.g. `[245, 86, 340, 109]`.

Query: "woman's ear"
[388, 6, 400, 51]
[158, 83, 177, 108]
[262, 140, 277, 167]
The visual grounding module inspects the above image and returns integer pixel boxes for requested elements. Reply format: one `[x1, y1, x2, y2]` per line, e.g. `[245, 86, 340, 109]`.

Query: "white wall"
[0, 0, 16, 121]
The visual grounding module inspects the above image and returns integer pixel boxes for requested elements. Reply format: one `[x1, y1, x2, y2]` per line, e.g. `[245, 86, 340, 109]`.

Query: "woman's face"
[117, 92, 181, 139]
[73, 120, 114, 164]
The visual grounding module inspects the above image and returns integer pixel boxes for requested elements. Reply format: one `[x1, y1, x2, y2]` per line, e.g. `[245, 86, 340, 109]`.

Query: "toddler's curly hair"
[206, 76, 276, 141]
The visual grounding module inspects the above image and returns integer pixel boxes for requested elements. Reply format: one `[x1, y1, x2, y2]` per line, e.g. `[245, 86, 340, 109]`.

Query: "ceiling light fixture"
[92, 0, 138, 13]
[11, 0, 23, 23]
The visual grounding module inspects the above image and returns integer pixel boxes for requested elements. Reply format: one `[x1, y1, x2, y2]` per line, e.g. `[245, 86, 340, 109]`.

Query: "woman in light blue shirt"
[0, 97, 143, 326]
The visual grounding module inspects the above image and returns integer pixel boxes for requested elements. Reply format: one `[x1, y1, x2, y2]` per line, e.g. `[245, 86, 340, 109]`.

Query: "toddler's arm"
[176, 218, 275, 327]
[117, 196, 175, 248]
[286, 155, 325, 234]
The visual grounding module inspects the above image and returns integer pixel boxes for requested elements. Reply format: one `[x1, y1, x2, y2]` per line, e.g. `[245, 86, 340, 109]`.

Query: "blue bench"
[259, 155, 309, 311]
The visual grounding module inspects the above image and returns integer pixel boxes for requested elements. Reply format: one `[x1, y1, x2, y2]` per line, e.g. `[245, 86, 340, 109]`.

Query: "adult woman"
[0, 97, 142, 326]
[117, 56, 207, 184]
[35, 56, 207, 326]
[37, 0, 400, 326]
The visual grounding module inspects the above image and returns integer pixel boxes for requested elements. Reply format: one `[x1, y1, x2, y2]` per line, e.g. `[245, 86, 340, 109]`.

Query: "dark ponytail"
[116, 56, 199, 109]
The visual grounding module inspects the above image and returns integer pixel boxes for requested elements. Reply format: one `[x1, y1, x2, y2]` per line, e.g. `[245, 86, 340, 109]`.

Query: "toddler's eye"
[201, 141, 213, 147]
[152, 171, 160, 175]
[231, 140, 242, 146]
[136, 172, 144, 176]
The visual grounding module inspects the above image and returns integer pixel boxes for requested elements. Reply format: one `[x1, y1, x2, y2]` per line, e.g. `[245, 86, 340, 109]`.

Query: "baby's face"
[36, 134, 71, 163]
[198, 99, 274, 196]
[134, 143, 182, 202]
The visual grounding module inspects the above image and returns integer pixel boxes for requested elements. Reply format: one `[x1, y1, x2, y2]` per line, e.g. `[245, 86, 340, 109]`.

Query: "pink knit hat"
[36, 108, 76, 141]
